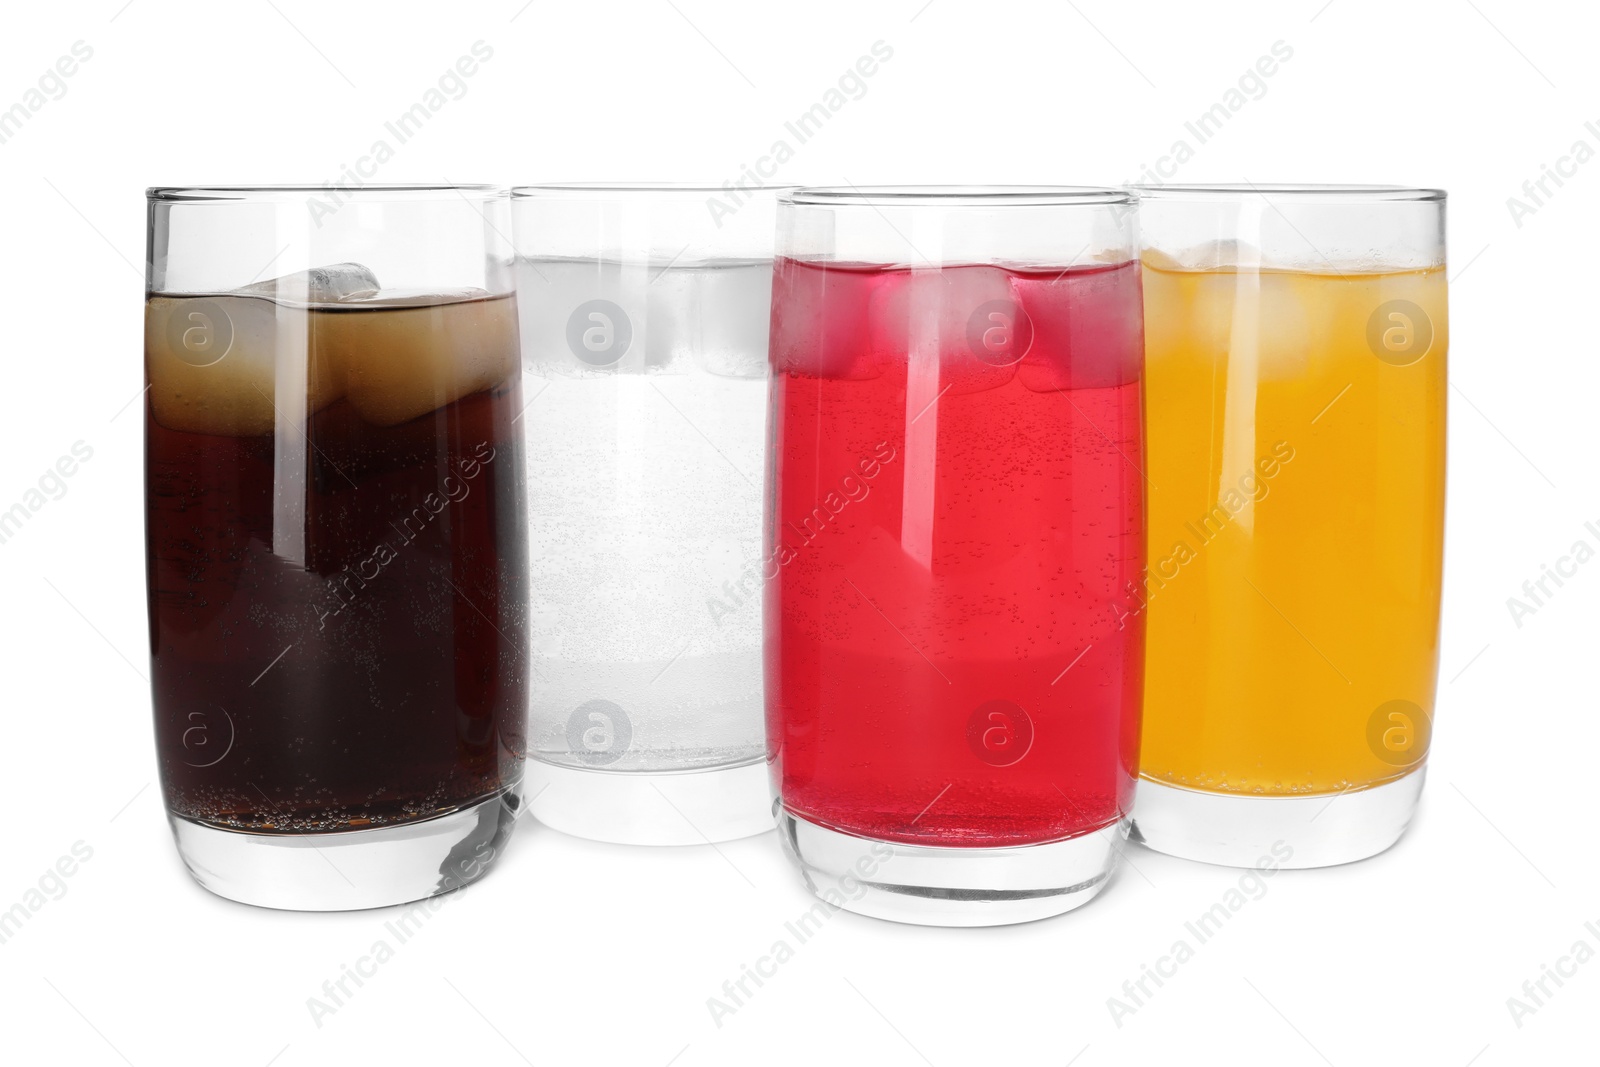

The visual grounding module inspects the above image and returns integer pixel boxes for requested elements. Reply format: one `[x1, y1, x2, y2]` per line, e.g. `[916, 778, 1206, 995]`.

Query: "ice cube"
[677, 261, 772, 379]
[145, 293, 342, 436]
[517, 258, 649, 378]
[638, 263, 706, 374]
[1015, 262, 1144, 393]
[1157, 271, 1312, 383]
[1139, 247, 1186, 273]
[769, 260, 885, 381]
[1142, 240, 1264, 273]
[145, 264, 380, 435]
[868, 266, 1020, 396]
[1244, 272, 1314, 382]
[338, 291, 519, 426]
[236, 262, 380, 305]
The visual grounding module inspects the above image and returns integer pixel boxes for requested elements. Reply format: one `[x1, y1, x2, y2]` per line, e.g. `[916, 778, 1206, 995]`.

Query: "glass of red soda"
[766, 187, 1145, 926]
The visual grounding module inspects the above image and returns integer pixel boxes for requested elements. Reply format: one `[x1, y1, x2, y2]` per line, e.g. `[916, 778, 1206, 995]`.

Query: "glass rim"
[511, 182, 797, 198]
[783, 185, 1133, 207]
[146, 184, 505, 202]
[1132, 183, 1446, 202]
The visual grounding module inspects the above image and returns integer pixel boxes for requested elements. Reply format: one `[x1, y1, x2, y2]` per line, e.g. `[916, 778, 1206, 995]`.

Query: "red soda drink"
[766, 258, 1145, 848]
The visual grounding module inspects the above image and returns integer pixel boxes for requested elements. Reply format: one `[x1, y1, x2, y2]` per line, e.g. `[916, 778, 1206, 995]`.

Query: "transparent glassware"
[511, 184, 784, 845]
[767, 187, 1146, 925]
[144, 185, 529, 910]
[1131, 184, 1447, 868]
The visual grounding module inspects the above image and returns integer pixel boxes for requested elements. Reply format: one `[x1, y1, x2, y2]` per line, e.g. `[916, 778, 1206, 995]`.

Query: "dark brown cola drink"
[145, 282, 528, 838]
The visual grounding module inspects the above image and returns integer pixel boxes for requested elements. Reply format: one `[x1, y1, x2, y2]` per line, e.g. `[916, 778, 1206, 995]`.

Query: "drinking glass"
[767, 187, 1146, 925]
[145, 185, 529, 910]
[1132, 184, 1447, 867]
[512, 184, 784, 845]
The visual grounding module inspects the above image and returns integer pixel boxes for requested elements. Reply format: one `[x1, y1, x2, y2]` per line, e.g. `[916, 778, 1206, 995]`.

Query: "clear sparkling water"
[518, 257, 769, 772]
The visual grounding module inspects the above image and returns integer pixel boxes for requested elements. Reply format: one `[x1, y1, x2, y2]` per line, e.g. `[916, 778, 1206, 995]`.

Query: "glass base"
[525, 758, 770, 846]
[776, 805, 1125, 927]
[169, 785, 523, 911]
[1131, 768, 1426, 869]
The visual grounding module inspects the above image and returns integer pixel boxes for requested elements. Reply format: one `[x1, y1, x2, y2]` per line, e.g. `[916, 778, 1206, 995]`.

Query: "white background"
[1, 1, 1595, 1064]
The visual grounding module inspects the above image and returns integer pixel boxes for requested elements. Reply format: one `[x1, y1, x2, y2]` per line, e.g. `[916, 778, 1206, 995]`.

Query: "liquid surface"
[766, 259, 1145, 846]
[1139, 264, 1447, 796]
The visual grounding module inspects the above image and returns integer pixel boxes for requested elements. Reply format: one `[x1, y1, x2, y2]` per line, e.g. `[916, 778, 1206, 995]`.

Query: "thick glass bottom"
[169, 784, 523, 911]
[776, 805, 1124, 927]
[1131, 769, 1426, 868]
[525, 758, 770, 846]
